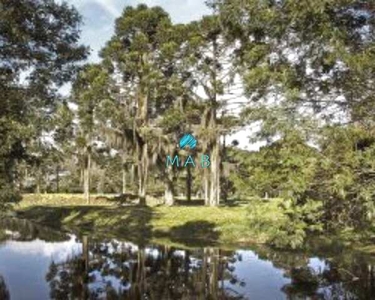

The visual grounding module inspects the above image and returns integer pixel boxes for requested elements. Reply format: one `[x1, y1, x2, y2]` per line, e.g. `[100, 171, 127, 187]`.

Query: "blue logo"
[179, 134, 197, 150]
[166, 133, 210, 168]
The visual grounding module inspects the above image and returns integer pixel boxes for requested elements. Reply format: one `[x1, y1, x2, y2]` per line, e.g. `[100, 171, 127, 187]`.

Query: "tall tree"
[185, 16, 239, 206]
[213, 0, 375, 135]
[72, 64, 111, 203]
[101, 5, 189, 205]
[213, 0, 375, 225]
[0, 0, 87, 208]
[52, 101, 75, 193]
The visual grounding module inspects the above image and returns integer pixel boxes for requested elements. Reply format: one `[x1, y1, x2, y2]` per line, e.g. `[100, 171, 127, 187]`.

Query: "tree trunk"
[136, 78, 148, 206]
[186, 165, 192, 202]
[221, 134, 227, 203]
[80, 167, 83, 187]
[209, 138, 220, 206]
[36, 167, 41, 194]
[164, 163, 175, 206]
[23, 168, 28, 193]
[84, 149, 91, 204]
[137, 141, 147, 206]
[121, 152, 127, 194]
[122, 168, 127, 194]
[131, 164, 135, 184]
[164, 180, 174, 206]
[36, 181, 41, 194]
[204, 169, 210, 205]
[208, 35, 221, 207]
[55, 165, 59, 193]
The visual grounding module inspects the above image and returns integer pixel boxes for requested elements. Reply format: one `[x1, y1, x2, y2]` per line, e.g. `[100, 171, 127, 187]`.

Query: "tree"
[313, 125, 375, 229]
[51, 101, 75, 193]
[101, 5, 190, 205]
[213, 0, 375, 225]
[72, 64, 111, 203]
[184, 16, 239, 206]
[0, 0, 87, 207]
[213, 0, 375, 133]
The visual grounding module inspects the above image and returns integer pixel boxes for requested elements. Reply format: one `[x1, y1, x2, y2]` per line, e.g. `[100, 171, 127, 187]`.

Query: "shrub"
[0, 181, 21, 213]
[248, 198, 323, 249]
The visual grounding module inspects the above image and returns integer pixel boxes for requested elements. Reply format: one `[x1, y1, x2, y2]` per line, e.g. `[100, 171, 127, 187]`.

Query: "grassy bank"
[14, 194, 375, 252]
[16, 194, 255, 248]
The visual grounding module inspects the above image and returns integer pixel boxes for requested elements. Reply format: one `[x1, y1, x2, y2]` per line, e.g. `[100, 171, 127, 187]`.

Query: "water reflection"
[1, 218, 375, 299]
[0, 217, 69, 242]
[46, 238, 247, 299]
[0, 275, 10, 300]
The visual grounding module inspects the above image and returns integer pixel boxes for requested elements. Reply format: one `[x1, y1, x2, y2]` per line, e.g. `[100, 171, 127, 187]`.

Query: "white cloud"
[93, 0, 119, 17]
[66, 0, 118, 16]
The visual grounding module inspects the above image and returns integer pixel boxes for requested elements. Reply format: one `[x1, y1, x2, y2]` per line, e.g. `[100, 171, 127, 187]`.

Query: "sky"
[64, 0, 263, 150]
[69, 0, 211, 62]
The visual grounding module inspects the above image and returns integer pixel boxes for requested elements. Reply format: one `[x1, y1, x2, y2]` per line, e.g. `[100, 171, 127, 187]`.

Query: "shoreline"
[11, 194, 375, 254]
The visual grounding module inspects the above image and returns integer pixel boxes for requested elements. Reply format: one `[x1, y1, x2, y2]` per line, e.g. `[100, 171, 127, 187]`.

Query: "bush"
[248, 198, 323, 249]
[0, 182, 21, 212]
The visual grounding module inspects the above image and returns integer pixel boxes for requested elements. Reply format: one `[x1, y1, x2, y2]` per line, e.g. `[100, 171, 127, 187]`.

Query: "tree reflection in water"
[0, 217, 69, 242]
[254, 244, 375, 300]
[2, 218, 375, 299]
[282, 260, 375, 299]
[46, 237, 246, 299]
[0, 275, 10, 300]
[44, 236, 375, 300]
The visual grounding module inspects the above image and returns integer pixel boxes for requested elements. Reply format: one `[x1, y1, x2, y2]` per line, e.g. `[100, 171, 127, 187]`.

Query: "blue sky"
[69, 0, 211, 62]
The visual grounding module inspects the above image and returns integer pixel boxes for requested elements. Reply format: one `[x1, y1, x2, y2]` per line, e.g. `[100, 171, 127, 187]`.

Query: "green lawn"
[16, 194, 258, 249]
[15, 194, 375, 252]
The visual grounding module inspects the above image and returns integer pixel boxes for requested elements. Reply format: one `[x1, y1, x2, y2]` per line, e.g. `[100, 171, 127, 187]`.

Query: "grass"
[15, 193, 256, 248]
[19, 193, 119, 207]
[16, 194, 375, 253]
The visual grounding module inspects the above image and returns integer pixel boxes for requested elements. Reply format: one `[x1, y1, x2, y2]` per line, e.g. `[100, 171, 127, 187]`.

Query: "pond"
[0, 218, 374, 299]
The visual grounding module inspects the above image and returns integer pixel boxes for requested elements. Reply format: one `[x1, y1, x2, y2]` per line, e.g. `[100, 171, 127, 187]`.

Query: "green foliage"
[4, 0, 375, 250]
[0, 0, 87, 208]
[313, 126, 375, 229]
[229, 133, 317, 199]
[248, 198, 323, 249]
[0, 180, 21, 212]
[216, 0, 375, 233]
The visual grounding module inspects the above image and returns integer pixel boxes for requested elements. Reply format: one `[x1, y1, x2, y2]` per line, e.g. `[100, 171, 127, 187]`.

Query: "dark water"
[0, 219, 375, 299]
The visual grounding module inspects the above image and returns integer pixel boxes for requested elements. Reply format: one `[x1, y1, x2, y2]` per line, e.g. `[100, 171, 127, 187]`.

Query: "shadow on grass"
[17, 206, 96, 230]
[18, 206, 222, 248]
[94, 193, 139, 205]
[174, 199, 205, 206]
[221, 198, 249, 207]
[155, 220, 220, 247]
[173, 198, 248, 207]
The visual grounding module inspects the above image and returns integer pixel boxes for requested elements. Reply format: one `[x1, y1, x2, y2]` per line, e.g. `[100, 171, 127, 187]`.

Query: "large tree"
[213, 0, 375, 133]
[182, 16, 240, 206]
[72, 64, 112, 203]
[213, 0, 375, 225]
[101, 4, 191, 205]
[0, 0, 87, 208]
